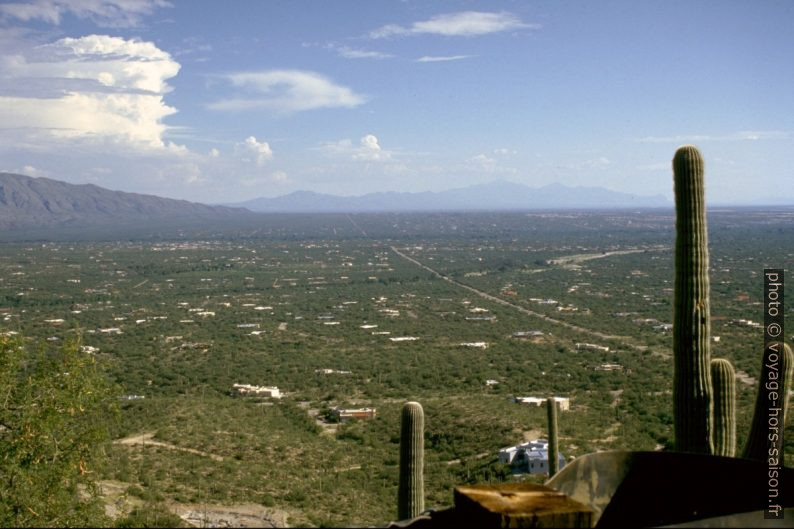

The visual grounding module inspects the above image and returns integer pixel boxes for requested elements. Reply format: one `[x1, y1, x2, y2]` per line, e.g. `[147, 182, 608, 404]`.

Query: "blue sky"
[0, 0, 792, 205]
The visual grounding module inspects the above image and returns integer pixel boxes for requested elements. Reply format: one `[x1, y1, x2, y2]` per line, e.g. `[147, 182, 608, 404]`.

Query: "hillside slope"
[0, 173, 250, 230]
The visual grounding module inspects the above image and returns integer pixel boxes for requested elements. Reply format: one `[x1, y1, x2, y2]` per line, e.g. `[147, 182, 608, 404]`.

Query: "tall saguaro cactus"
[398, 401, 424, 520]
[670, 145, 794, 459]
[547, 397, 559, 477]
[710, 358, 736, 456]
[672, 145, 714, 454]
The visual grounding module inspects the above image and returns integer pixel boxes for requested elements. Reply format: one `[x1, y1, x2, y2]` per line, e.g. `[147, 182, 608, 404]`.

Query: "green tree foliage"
[0, 335, 119, 527]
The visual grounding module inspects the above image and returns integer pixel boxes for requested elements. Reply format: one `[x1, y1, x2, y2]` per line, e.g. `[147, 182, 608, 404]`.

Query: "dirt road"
[113, 432, 224, 462]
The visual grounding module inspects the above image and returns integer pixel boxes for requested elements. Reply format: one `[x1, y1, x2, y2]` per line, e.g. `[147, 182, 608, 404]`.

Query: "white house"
[499, 439, 567, 475]
[330, 407, 377, 422]
[232, 383, 281, 399]
[514, 396, 545, 406]
[514, 396, 570, 411]
[499, 439, 548, 463]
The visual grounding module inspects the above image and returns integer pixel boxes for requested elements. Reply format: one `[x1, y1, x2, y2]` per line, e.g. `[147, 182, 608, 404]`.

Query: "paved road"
[388, 245, 652, 353]
[342, 213, 661, 356]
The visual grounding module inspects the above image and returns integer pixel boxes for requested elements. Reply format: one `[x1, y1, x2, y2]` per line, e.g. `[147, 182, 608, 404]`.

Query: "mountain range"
[228, 181, 670, 212]
[0, 172, 249, 230]
[0, 173, 673, 233]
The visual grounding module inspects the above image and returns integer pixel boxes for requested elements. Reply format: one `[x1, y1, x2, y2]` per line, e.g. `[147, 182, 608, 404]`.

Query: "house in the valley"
[498, 439, 567, 475]
[329, 407, 377, 422]
[231, 383, 281, 399]
[514, 396, 570, 411]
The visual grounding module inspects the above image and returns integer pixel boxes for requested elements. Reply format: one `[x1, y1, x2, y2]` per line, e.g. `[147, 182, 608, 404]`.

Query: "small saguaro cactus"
[743, 342, 793, 461]
[547, 397, 559, 477]
[672, 145, 714, 454]
[398, 401, 424, 520]
[710, 358, 736, 457]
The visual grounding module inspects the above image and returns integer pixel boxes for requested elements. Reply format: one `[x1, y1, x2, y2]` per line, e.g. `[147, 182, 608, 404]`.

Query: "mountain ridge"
[228, 180, 671, 212]
[0, 172, 250, 230]
[0, 173, 674, 232]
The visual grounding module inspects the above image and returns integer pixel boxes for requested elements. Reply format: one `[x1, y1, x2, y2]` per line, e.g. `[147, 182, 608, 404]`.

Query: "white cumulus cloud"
[470, 153, 495, 165]
[0, 34, 181, 150]
[353, 134, 383, 161]
[370, 11, 537, 39]
[236, 136, 273, 166]
[208, 70, 366, 113]
[320, 134, 392, 162]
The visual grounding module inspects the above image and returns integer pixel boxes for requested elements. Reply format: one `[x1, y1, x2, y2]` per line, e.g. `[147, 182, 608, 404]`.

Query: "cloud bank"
[0, 34, 181, 150]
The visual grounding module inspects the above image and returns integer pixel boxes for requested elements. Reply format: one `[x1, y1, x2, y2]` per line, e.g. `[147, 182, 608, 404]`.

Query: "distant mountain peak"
[229, 180, 670, 213]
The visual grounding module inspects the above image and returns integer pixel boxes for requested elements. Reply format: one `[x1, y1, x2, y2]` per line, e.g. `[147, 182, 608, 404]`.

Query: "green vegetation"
[115, 503, 185, 528]
[0, 207, 791, 526]
[0, 336, 118, 527]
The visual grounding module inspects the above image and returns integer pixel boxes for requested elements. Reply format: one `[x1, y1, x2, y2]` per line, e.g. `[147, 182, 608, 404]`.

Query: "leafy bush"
[115, 503, 184, 528]
[0, 336, 119, 527]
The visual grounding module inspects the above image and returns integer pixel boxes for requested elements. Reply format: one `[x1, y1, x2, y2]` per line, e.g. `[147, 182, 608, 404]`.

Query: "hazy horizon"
[1, 1, 792, 205]
[9, 170, 794, 209]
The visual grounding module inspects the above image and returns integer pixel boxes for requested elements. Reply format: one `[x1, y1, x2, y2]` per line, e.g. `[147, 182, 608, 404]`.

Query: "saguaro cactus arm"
[710, 358, 736, 457]
[743, 343, 793, 461]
